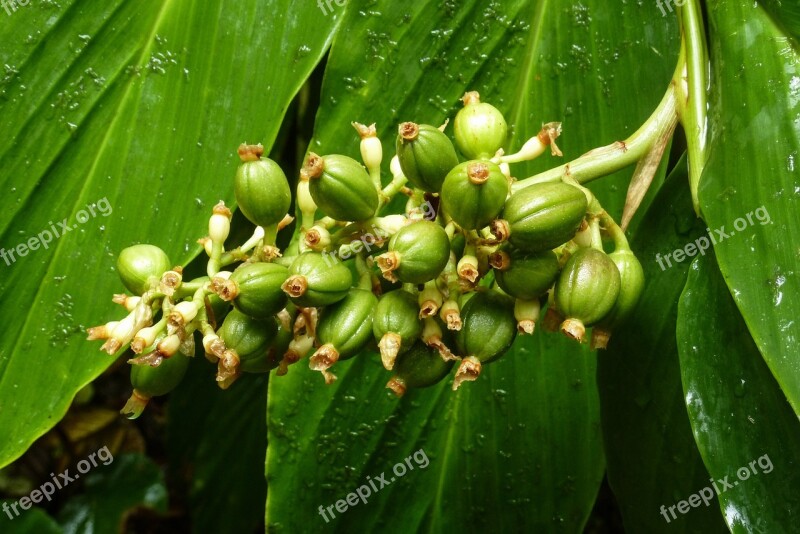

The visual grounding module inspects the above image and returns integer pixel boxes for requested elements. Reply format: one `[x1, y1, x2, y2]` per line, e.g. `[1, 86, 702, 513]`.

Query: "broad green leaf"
[0, 0, 340, 468]
[759, 0, 800, 42]
[167, 358, 268, 534]
[0, 501, 62, 534]
[266, 335, 602, 533]
[267, 0, 677, 531]
[700, 0, 800, 415]
[57, 453, 167, 533]
[598, 159, 728, 533]
[677, 252, 800, 532]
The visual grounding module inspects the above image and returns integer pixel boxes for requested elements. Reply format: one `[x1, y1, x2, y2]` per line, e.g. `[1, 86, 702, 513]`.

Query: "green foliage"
[1, 0, 798, 532]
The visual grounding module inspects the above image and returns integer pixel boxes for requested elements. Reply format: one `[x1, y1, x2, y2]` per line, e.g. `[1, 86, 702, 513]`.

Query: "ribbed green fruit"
[117, 244, 172, 294]
[386, 342, 454, 397]
[244, 318, 291, 374]
[396, 122, 459, 193]
[234, 152, 292, 227]
[230, 263, 289, 319]
[282, 252, 353, 307]
[455, 291, 517, 363]
[305, 153, 378, 221]
[377, 220, 450, 284]
[453, 92, 508, 159]
[373, 289, 423, 369]
[130, 351, 190, 398]
[217, 308, 277, 372]
[598, 249, 644, 328]
[492, 247, 559, 300]
[316, 288, 378, 360]
[555, 248, 621, 342]
[497, 182, 587, 252]
[441, 160, 509, 230]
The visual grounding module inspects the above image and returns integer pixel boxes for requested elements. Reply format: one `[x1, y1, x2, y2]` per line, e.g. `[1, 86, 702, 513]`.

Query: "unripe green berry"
[129, 351, 190, 398]
[605, 250, 644, 324]
[591, 249, 644, 349]
[555, 248, 621, 343]
[452, 290, 517, 390]
[234, 144, 292, 227]
[396, 122, 459, 193]
[317, 288, 378, 359]
[454, 91, 508, 159]
[441, 160, 509, 230]
[282, 252, 353, 308]
[117, 244, 172, 295]
[373, 289, 423, 370]
[258, 320, 294, 374]
[228, 262, 289, 319]
[123, 351, 190, 419]
[217, 308, 278, 373]
[310, 288, 378, 381]
[376, 220, 450, 284]
[455, 291, 517, 364]
[490, 247, 559, 300]
[386, 342, 454, 397]
[304, 153, 378, 221]
[494, 182, 588, 252]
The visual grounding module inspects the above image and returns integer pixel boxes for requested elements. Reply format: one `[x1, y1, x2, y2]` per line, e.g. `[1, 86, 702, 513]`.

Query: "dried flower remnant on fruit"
[304, 153, 325, 179]
[467, 162, 490, 185]
[238, 143, 264, 162]
[453, 356, 482, 390]
[539, 122, 563, 157]
[399, 122, 419, 141]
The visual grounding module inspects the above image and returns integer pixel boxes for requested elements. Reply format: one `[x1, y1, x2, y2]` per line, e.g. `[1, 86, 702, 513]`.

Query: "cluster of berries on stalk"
[88, 91, 644, 418]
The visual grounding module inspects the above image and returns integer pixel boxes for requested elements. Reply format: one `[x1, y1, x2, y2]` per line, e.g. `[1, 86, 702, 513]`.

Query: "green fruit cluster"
[88, 93, 644, 418]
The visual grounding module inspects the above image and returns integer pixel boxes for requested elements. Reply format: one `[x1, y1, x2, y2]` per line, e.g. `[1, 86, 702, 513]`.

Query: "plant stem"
[511, 84, 679, 193]
[677, 0, 709, 215]
[379, 172, 409, 210]
[263, 224, 278, 247]
[599, 211, 631, 252]
[354, 254, 372, 290]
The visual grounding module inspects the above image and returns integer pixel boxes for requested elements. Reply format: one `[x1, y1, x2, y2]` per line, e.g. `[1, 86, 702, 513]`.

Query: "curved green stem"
[379, 172, 409, 211]
[354, 254, 372, 290]
[511, 82, 679, 193]
[175, 278, 207, 298]
[588, 218, 603, 251]
[263, 224, 278, 247]
[510, 48, 690, 195]
[677, 0, 709, 215]
[272, 255, 295, 267]
[218, 226, 267, 266]
[369, 168, 382, 194]
[599, 211, 631, 252]
[207, 239, 224, 277]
